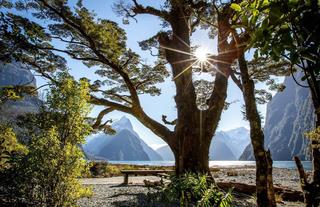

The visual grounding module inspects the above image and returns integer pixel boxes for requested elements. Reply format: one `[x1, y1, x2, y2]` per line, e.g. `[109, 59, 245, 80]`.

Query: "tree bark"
[294, 156, 320, 207]
[296, 65, 320, 206]
[173, 128, 211, 175]
[238, 54, 276, 207]
[307, 68, 320, 183]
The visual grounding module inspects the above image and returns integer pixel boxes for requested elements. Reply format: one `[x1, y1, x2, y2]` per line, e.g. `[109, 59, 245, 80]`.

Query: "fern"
[156, 172, 234, 207]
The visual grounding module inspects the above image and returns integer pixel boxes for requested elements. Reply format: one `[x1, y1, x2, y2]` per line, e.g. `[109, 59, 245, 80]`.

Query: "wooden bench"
[120, 169, 174, 185]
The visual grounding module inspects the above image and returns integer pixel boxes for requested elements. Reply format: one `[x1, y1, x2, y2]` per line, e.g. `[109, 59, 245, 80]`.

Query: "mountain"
[0, 62, 41, 122]
[156, 127, 250, 161]
[97, 129, 150, 161]
[240, 73, 314, 161]
[215, 128, 250, 159]
[209, 133, 237, 160]
[83, 116, 163, 161]
[156, 145, 175, 161]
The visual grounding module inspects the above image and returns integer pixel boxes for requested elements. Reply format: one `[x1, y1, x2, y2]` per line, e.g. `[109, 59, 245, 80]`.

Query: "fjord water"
[108, 160, 313, 170]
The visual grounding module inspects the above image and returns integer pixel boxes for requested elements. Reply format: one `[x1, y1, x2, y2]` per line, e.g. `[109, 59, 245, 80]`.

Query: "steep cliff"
[240, 74, 314, 160]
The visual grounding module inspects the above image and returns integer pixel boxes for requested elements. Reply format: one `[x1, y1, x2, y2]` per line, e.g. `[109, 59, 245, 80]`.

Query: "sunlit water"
[105, 160, 312, 171]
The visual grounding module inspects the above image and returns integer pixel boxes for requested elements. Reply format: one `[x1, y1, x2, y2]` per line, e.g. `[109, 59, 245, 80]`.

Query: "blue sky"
[24, 0, 280, 149]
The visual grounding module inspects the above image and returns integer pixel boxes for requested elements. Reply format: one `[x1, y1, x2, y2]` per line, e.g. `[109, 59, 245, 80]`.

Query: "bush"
[89, 161, 109, 177]
[0, 74, 92, 206]
[106, 164, 121, 176]
[0, 124, 27, 169]
[155, 173, 233, 207]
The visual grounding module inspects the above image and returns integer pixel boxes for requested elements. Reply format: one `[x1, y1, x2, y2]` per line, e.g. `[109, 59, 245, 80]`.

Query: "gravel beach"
[78, 168, 307, 207]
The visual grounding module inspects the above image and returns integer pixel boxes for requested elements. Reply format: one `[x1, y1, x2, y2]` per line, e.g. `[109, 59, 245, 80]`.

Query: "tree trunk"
[159, 7, 229, 176]
[307, 69, 320, 183]
[238, 54, 276, 207]
[294, 156, 320, 207]
[173, 131, 211, 175]
[295, 66, 320, 206]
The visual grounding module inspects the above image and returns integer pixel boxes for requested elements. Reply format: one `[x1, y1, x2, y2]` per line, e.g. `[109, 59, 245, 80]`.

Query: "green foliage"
[0, 84, 38, 104]
[230, 3, 242, 12]
[89, 161, 108, 177]
[232, 0, 320, 68]
[0, 74, 92, 206]
[157, 173, 233, 207]
[1, 1, 169, 105]
[0, 87, 21, 104]
[0, 124, 27, 169]
[306, 127, 320, 148]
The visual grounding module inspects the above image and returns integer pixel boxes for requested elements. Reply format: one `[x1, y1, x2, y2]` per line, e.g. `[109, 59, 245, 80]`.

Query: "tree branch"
[90, 95, 132, 114]
[131, 0, 169, 21]
[231, 70, 243, 91]
[39, 0, 141, 106]
[162, 115, 177, 125]
[92, 107, 115, 129]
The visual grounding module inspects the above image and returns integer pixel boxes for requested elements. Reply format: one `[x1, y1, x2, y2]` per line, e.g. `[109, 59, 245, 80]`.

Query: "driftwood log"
[216, 182, 304, 202]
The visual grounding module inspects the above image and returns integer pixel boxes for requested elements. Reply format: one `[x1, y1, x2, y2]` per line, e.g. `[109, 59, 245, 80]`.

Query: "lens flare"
[194, 47, 208, 62]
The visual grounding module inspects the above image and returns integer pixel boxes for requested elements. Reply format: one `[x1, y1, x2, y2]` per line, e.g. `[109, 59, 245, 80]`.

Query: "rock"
[0, 62, 41, 122]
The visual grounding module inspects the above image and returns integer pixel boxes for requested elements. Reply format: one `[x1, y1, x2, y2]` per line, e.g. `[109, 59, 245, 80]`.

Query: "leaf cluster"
[232, 0, 320, 67]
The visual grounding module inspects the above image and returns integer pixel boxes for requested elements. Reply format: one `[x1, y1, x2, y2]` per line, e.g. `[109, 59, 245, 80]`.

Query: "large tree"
[0, 0, 236, 174]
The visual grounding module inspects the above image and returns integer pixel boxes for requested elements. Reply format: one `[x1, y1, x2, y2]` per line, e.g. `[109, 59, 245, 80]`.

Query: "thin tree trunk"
[295, 65, 320, 206]
[307, 68, 320, 183]
[238, 54, 276, 207]
[294, 156, 320, 207]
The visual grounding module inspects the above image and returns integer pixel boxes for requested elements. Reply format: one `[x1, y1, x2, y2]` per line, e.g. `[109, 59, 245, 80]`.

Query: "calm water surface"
[107, 160, 313, 171]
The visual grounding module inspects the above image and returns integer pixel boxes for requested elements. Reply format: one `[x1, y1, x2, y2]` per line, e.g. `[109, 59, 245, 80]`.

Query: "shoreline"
[79, 166, 307, 207]
[104, 160, 313, 171]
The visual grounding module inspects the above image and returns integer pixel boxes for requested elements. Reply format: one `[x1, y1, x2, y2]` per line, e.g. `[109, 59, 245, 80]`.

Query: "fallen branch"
[216, 182, 304, 202]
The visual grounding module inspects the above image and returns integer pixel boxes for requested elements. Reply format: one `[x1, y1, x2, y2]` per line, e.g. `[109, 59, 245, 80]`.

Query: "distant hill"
[240, 73, 314, 161]
[156, 145, 174, 161]
[156, 127, 250, 161]
[215, 128, 250, 159]
[209, 134, 237, 160]
[83, 116, 163, 161]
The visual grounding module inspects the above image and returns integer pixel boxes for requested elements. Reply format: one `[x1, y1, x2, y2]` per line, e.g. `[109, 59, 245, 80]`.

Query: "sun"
[194, 47, 209, 62]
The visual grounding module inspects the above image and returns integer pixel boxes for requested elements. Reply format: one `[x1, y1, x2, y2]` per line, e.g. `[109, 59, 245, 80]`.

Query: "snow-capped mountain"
[83, 116, 163, 161]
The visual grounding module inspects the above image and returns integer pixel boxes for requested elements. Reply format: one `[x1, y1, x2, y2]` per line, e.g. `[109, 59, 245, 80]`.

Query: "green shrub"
[157, 173, 233, 207]
[0, 74, 93, 206]
[89, 161, 108, 177]
[0, 124, 28, 169]
[105, 164, 121, 176]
